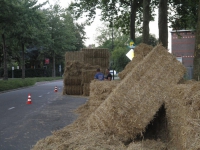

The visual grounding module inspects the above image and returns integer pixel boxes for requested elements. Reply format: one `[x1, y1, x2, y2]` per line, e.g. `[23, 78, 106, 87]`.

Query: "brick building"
[171, 30, 195, 79]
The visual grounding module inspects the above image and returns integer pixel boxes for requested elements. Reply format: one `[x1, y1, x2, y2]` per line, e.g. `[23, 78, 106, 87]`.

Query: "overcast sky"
[38, 0, 171, 51]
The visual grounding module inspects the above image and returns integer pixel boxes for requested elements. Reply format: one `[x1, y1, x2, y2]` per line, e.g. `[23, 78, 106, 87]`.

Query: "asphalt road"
[0, 80, 88, 150]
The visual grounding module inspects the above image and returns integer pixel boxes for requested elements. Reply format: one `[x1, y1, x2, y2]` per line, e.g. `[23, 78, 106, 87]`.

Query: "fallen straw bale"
[165, 81, 200, 150]
[118, 43, 153, 80]
[76, 80, 120, 117]
[86, 44, 186, 141]
[127, 139, 167, 150]
[32, 125, 126, 150]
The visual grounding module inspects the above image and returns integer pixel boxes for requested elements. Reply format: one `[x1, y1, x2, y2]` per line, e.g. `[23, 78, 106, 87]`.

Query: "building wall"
[171, 30, 195, 67]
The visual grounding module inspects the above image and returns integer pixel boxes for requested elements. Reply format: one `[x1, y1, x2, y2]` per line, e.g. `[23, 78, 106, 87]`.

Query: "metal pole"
[112, 19, 114, 80]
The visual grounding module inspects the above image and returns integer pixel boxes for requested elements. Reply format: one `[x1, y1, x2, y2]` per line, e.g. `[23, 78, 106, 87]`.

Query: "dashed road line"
[8, 107, 15, 110]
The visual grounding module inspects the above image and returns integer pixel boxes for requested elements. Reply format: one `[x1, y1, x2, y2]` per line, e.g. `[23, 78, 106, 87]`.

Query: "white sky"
[38, 0, 171, 51]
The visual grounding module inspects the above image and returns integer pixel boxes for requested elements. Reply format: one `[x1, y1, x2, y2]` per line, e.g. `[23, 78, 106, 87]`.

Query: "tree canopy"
[0, 0, 86, 79]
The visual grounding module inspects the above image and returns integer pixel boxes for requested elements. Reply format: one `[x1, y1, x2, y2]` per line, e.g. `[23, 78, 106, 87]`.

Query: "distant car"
[110, 70, 117, 75]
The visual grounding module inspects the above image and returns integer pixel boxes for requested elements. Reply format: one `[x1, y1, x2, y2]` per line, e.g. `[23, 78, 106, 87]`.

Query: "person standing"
[104, 68, 112, 81]
[94, 68, 104, 81]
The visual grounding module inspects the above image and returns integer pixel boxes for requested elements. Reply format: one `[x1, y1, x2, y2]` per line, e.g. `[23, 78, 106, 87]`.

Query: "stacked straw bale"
[63, 61, 83, 95]
[82, 48, 110, 74]
[63, 61, 100, 95]
[118, 43, 153, 80]
[86, 44, 186, 141]
[165, 81, 200, 150]
[65, 51, 84, 62]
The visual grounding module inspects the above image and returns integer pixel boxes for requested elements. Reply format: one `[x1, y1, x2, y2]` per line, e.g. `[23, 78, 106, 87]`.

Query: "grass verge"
[0, 77, 63, 92]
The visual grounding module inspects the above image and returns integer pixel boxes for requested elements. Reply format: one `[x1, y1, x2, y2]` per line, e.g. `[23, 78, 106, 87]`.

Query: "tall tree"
[44, 4, 82, 77]
[193, 0, 200, 80]
[142, 0, 151, 43]
[0, 0, 22, 80]
[13, 0, 47, 79]
[158, 0, 168, 48]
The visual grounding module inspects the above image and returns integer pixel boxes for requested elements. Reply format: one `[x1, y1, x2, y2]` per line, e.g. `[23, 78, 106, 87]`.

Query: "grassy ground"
[0, 77, 63, 92]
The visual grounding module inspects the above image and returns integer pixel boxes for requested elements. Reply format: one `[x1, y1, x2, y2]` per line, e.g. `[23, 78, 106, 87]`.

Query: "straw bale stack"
[63, 61, 101, 95]
[65, 51, 84, 62]
[63, 61, 83, 95]
[86, 44, 186, 141]
[118, 43, 153, 80]
[165, 81, 200, 150]
[127, 140, 167, 150]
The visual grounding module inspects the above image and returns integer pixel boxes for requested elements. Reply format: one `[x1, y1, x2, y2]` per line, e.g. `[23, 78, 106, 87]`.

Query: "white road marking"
[39, 95, 42, 97]
[8, 107, 15, 110]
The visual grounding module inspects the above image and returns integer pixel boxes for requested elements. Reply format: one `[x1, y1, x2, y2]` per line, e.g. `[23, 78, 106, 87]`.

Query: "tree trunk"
[158, 0, 168, 49]
[2, 33, 8, 80]
[193, 0, 200, 80]
[53, 51, 56, 77]
[142, 0, 151, 44]
[130, 0, 137, 42]
[22, 43, 25, 79]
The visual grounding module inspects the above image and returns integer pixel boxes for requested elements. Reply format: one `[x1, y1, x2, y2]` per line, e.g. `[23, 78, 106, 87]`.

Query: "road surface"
[0, 80, 88, 150]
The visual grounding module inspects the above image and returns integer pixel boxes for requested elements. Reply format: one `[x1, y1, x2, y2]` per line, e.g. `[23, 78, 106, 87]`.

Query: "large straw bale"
[86, 44, 186, 141]
[127, 140, 167, 150]
[65, 85, 83, 95]
[165, 81, 200, 150]
[118, 43, 153, 80]
[65, 51, 84, 62]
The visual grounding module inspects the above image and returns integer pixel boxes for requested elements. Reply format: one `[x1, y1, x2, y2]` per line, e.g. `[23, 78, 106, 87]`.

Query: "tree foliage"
[0, 0, 86, 79]
[169, 0, 199, 30]
[70, 0, 157, 42]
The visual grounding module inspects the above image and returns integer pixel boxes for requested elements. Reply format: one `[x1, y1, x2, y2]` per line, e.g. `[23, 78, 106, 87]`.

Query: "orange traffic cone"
[26, 94, 32, 104]
[54, 86, 58, 92]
